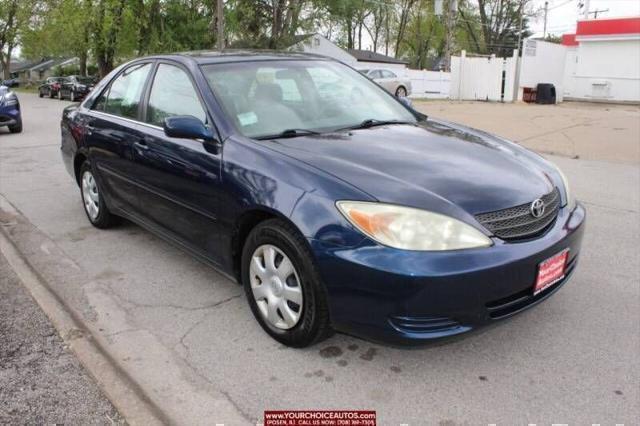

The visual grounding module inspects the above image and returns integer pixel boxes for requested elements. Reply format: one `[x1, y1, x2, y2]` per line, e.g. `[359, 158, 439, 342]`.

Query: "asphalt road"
[0, 93, 638, 425]
[0, 251, 125, 425]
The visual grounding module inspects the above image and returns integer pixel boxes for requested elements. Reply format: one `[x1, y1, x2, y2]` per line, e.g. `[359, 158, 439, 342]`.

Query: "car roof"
[137, 49, 336, 65]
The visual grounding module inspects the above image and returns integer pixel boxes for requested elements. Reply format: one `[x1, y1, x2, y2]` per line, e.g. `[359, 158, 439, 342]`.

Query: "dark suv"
[58, 75, 96, 101]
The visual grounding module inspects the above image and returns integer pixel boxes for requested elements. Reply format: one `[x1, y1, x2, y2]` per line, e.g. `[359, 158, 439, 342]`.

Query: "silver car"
[360, 68, 412, 97]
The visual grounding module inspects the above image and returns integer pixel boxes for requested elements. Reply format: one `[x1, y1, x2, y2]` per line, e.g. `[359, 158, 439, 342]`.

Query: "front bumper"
[0, 104, 21, 127]
[311, 203, 586, 345]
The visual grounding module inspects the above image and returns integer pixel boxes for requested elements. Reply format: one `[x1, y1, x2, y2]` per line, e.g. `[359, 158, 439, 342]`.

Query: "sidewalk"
[0, 252, 125, 425]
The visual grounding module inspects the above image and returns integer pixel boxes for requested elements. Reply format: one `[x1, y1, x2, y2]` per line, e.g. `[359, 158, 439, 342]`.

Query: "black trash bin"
[536, 83, 556, 104]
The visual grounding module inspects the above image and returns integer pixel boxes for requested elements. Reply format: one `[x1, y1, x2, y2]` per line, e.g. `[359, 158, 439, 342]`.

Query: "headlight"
[3, 92, 18, 106]
[555, 166, 576, 211]
[336, 201, 493, 251]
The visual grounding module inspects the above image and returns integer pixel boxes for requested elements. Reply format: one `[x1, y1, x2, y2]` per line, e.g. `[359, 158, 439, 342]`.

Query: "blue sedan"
[60, 52, 585, 347]
[0, 85, 22, 133]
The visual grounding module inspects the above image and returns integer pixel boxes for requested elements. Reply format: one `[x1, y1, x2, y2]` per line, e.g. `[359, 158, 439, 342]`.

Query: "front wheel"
[395, 86, 407, 97]
[79, 161, 117, 228]
[8, 120, 22, 134]
[241, 219, 331, 347]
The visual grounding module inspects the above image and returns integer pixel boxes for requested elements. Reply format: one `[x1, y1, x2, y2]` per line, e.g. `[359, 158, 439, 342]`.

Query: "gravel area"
[0, 252, 125, 425]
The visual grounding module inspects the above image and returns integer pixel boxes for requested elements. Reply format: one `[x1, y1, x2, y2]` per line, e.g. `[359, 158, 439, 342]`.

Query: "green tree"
[1, 0, 37, 79]
[21, 0, 93, 75]
[458, 0, 533, 56]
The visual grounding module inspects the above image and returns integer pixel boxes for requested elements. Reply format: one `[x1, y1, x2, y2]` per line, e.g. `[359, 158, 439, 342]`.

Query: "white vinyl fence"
[407, 69, 451, 99]
[450, 50, 518, 102]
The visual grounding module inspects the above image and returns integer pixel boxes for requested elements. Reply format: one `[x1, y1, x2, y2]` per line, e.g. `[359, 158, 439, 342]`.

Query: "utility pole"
[443, 0, 456, 72]
[581, 0, 590, 19]
[589, 8, 609, 19]
[512, 0, 525, 103]
[543, 1, 548, 38]
[216, 0, 224, 50]
[516, 0, 524, 54]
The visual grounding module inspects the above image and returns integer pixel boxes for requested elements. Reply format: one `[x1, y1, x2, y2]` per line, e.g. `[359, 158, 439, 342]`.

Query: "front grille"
[475, 188, 561, 240]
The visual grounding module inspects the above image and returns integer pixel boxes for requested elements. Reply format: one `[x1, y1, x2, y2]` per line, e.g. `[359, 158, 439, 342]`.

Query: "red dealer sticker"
[534, 249, 569, 295]
[264, 410, 376, 426]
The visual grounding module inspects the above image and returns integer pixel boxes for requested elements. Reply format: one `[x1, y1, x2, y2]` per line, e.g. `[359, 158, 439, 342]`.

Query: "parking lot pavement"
[414, 100, 640, 164]
[0, 252, 125, 425]
[1, 93, 638, 424]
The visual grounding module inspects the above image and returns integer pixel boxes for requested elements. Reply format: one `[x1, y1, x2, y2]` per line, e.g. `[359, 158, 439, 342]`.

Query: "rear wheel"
[241, 219, 331, 347]
[79, 161, 117, 228]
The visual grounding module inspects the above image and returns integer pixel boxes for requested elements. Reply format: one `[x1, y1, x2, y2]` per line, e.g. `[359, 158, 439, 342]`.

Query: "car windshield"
[202, 60, 416, 139]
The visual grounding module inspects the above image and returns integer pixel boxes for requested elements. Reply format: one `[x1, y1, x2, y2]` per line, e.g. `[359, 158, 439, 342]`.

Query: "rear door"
[84, 62, 153, 215]
[131, 61, 224, 262]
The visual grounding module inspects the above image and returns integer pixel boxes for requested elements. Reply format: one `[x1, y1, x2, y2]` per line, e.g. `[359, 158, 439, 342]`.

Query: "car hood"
[263, 119, 559, 218]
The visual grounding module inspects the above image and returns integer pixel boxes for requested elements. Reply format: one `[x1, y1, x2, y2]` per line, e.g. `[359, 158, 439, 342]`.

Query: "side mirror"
[398, 96, 413, 108]
[164, 115, 215, 142]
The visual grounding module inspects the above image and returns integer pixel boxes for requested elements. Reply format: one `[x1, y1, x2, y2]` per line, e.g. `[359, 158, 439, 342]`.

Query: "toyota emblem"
[530, 198, 545, 218]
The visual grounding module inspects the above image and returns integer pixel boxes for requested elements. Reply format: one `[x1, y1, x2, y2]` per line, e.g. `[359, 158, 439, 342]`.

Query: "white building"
[562, 17, 640, 103]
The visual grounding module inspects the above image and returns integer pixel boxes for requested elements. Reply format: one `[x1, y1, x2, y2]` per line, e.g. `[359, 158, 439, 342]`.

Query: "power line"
[548, 0, 574, 11]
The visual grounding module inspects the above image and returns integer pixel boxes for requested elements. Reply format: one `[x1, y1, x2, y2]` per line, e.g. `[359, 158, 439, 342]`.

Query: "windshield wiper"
[336, 119, 415, 132]
[255, 128, 322, 140]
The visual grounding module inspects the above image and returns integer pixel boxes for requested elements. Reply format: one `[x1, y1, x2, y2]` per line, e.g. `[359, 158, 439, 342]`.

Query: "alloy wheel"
[81, 170, 100, 221]
[249, 244, 303, 330]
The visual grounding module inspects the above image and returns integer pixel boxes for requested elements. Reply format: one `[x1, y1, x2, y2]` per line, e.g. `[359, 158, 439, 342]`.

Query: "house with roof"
[9, 57, 79, 83]
[287, 34, 409, 74]
[562, 17, 640, 102]
[346, 49, 409, 74]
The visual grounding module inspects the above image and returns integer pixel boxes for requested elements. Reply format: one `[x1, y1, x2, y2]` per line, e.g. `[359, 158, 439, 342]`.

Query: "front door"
[132, 62, 224, 263]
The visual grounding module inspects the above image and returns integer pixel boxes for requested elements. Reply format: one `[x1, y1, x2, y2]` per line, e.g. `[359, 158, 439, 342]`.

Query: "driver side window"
[146, 64, 207, 127]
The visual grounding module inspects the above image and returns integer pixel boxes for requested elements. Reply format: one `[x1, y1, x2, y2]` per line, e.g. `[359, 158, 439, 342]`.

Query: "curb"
[0, 213, 167, 426]
[0, 195, 251, 425]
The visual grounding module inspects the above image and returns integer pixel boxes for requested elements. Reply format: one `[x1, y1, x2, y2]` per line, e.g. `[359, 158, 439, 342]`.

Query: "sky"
[528, 0, 640, 37]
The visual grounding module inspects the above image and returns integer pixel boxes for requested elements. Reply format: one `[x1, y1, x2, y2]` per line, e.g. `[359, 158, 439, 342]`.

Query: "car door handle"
[133, 141, 149, 151]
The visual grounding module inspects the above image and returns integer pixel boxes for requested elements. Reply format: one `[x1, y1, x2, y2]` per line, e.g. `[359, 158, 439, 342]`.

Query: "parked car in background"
[1, 78, 19, 88]
[60, 52, 584, 348]
[0, 85, 22, 133]
[39, 76, 66, 98]
[359, 68, 412, 97]
[58, 75, 96, 101]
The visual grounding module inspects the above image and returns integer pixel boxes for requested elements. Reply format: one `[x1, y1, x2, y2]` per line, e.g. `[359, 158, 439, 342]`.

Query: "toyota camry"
[60, 51, 585, 347]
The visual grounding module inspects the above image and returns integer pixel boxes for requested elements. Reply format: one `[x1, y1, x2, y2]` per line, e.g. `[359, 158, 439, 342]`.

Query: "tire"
[79, 161, 118, 229]
[395, 86, 407, 97]
[241, 219, 331, 347]
[8, 120, 22, 134]
[70, 90, 76, 102]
